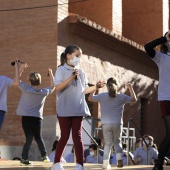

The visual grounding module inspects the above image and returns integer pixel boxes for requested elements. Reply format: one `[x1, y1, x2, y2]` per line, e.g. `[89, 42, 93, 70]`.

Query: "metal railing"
[127, 118, 149, 165]
[82, 126, 100, 163]
[94, 126, 136, 153]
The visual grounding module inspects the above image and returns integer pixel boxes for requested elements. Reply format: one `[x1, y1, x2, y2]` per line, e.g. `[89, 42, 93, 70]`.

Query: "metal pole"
[82, 126, 99, 163]
[147, 145, 148, 165]
[130, 118, 149, 165]
[127, 119, 130, 165]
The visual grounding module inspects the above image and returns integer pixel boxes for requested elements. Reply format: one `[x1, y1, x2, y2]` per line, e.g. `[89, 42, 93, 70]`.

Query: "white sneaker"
[75, 163, 84, 170]
[51, 163, 64, 170]
[103, 160, 111, 170]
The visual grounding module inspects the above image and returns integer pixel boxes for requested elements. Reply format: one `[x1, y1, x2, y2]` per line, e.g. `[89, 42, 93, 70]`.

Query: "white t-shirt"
[152, 51, 170, 101]
[0, 75, 13, 112]
[92, 93, 132, 125]
[16, 81, 53, 119]
[54, 63, 90, 117]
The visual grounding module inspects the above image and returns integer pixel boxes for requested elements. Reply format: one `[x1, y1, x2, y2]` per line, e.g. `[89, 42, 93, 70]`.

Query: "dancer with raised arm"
[16, 63, 55, 165]
[88, 78, 137, 169]
[145, 30, 170, 170]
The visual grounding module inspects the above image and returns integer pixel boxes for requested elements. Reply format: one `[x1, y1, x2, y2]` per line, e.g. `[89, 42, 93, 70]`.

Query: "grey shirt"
[0, 75, 13, 112]
[92, 93, 132, 125]
[16, 81, 53, 119]
[153, 51, 170, 101]
[134, 146, 158, 165]
[54, 63, 91, 117]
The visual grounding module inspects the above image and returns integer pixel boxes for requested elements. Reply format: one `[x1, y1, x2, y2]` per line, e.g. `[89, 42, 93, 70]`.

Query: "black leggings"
[21, 116, 47, 160]
[158, 115, 170, 162]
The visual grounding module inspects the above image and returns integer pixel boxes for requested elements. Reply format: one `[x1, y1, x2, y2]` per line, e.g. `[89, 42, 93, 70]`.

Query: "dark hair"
[143, 134, 153, 142]
[89, 144, 97, 150]
[93, 137, 101, 146]
[52, 140, 58, 151]
[107, 77, 118, 98]
[60, 45, 81, 66]
[136, 138, 142, 143]
[152, 143, 158, 150]
[160, 32, 169, 54]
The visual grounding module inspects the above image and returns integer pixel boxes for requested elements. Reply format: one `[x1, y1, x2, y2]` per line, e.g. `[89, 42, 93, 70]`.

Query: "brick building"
[0, 0, 168, 160]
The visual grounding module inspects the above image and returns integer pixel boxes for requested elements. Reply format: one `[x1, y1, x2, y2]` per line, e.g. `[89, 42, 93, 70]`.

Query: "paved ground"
[0, 161, 169, 170]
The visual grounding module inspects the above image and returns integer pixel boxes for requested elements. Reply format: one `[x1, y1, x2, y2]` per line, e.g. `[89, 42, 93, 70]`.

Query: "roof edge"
[68, 13, 144, 52]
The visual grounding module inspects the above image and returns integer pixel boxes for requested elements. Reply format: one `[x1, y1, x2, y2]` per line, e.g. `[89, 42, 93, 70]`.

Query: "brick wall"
[0, 0, 57, 146]
[122, 0, 163, 45]
[69, 0, 113, 30]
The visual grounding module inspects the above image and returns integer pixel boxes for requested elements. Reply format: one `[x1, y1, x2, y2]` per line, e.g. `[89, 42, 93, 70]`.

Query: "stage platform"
[0, 161, 170, 170]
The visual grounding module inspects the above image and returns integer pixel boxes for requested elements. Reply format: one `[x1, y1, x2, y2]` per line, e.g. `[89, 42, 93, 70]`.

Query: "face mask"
[143, 139, 150, 145]
[70, 56, 80, 66]
[90, 151, 95, 157]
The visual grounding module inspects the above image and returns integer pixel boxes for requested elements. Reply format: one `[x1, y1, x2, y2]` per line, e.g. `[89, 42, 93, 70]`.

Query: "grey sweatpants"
[102, 123, 123, 160]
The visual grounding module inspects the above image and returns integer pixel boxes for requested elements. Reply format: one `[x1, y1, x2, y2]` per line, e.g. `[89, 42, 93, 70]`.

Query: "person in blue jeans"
[16, 64, 55, 166]
[0, 60, 19, 129]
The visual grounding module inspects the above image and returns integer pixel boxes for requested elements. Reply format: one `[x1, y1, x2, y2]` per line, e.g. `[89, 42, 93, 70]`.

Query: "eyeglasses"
[11, 60, 24, 66]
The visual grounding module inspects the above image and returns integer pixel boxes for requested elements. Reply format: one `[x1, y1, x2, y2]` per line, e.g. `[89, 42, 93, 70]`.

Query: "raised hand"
[48, 68, 53, 76]
[72, 69, 79, 80]
[96, 80, 105, 88]
[125, 82, 132, 89]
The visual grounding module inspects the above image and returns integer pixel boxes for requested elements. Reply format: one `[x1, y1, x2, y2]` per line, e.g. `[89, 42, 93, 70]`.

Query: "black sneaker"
[153, 159, 164, 170]
[42, 156, 50, 163]
[20, 159, 31, 166]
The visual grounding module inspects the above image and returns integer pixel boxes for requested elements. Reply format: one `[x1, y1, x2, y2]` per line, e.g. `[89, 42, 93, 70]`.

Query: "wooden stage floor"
[0, 161, 170, 170]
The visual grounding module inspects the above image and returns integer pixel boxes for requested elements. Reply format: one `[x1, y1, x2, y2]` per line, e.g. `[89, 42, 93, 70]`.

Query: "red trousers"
[54, 117, 84, 166]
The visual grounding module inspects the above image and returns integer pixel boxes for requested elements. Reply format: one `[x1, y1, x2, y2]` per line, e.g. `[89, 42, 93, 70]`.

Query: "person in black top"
[144, 31, 170, 170]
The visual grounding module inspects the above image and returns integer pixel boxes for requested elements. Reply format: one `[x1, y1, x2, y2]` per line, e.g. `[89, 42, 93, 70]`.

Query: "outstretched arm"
[88, 89, 97, 102]
[84, 80, 105, 94]
[18, 63, 28, 77]
[12, 60, 20, 86]
[48, 68, 55, 90]
[144, 31, 170, 58]
[88, 81, 105, 101]
[125, 83, 137, 103]
[144, 37, 167, 58]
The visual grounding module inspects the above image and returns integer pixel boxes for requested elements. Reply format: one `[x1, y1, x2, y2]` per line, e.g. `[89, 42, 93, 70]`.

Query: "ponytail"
[60, 53, 66, 66]
[108, 84, 117, 98]
[107, 77, 118, 98]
